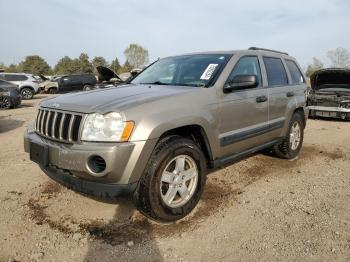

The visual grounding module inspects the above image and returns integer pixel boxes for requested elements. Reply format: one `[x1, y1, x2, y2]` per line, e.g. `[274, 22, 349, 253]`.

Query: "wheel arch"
[157, 124, 214, 166]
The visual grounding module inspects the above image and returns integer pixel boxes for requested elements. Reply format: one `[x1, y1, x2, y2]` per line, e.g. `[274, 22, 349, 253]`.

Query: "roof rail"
[248, 47, 288, 55]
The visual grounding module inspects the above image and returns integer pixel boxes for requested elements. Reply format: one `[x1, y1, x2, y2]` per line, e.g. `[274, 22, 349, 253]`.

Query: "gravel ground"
[0, 95, 349, 262]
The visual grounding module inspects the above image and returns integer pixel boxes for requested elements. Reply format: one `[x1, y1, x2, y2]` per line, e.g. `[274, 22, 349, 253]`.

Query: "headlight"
[81, 112, 134, 142]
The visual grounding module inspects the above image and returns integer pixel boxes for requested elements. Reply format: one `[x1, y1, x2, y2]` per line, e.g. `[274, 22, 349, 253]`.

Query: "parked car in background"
[0, 73, 40, 99]
[25, 47, 308, 222]
[308, 68, 350, 120]
[41, 74, 97, 93]
[118, 69, 143, 82]
[0, 79, 21, 109]
[93, 66, 124, 89]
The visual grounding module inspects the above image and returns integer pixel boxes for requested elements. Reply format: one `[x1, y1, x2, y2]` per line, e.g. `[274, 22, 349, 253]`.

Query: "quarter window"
[226, 56, 262, 87]
[263, 57, 288, 86]
[286, 60, 305, 84]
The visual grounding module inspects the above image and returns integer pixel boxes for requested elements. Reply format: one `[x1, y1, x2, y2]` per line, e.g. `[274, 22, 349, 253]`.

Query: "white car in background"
[0, 73, 40, 99]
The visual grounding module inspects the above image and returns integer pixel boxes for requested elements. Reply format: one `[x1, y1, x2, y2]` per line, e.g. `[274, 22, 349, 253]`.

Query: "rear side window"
[4, 74, 28, 81]
[226, 56, 262, 87]
[286, 60, 305, 84]
[263, 57, 288, 86]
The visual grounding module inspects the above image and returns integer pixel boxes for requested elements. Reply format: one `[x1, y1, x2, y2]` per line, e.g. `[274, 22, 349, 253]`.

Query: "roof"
[165, 47, 294, 59]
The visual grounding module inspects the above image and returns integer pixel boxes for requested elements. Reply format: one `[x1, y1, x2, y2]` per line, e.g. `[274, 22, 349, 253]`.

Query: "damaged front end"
[308, 68, 350, 120]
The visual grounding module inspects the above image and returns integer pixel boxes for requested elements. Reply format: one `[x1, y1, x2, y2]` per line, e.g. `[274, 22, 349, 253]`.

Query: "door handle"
[256, 95, 268, 103]
[286, 91, 295, 97]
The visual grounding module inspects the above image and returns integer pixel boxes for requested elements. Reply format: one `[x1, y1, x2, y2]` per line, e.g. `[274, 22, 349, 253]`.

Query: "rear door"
[262, 56, 298, 139]
[218, 55, 269, 157]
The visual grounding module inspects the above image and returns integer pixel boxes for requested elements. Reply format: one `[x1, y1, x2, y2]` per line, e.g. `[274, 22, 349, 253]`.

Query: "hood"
[96, 66, 122, 82]
[40, 84, 197, 114]
[310, 68, 350, 92]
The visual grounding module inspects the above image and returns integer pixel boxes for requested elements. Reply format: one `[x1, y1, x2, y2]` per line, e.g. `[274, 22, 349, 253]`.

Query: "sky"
[0, 0, 349, 69]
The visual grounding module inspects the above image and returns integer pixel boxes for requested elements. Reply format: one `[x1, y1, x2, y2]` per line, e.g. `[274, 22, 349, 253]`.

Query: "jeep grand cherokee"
[24, 47, 308, 222]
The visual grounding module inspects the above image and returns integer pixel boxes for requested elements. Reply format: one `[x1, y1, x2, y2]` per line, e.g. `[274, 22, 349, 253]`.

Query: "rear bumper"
[9, 95, 21, 107]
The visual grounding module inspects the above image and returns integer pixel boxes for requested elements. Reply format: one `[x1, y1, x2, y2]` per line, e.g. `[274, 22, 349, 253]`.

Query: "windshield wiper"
[141, 81, 170, 85]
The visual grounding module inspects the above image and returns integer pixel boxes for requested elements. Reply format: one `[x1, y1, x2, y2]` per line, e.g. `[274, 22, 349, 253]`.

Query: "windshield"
[131, 54, 230, 87]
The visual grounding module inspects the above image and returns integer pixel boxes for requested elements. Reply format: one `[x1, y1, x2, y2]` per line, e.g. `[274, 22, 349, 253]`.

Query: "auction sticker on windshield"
[200, 64, 218, 80]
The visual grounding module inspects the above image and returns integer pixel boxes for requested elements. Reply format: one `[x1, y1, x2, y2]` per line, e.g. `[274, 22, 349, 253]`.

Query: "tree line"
[0, 43, 149, 76]
[306, 47, 350, 77]
[1, 45, 349, 78]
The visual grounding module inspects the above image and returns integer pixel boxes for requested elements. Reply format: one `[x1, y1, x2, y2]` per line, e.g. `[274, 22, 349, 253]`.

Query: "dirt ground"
[0, 95, 349, 262]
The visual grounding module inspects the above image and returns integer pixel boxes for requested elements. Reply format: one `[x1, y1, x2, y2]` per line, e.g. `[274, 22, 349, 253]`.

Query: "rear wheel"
[20, 88, 34, 100]
[133, 136, 207, 222]
[273, 112, 304, 159]
[0, 96, 11, 109]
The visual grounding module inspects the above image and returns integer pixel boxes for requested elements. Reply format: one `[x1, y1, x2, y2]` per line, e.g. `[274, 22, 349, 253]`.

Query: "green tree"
[327, 47, 350, 68]
[306, 57, 324, 77]
[54, 56, 80, 75]
[78, 53, 93, 73]
[110, 58, 121, 73]
[6, 64, 19, 73]
[120, 60, 133, 73]
[20, 55, 51, 75]
[123, 44, 149, 69]
[92, 56, 109, 68]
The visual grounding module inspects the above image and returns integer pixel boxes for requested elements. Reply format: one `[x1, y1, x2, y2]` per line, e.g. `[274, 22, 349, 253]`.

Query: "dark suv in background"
[44, 74, 97, 93]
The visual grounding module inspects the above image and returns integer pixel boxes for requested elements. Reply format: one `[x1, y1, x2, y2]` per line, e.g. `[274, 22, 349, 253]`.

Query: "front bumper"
[24, 127, 157, 192]
[308, 105, 350, 119]
[41, 165, 137, 198]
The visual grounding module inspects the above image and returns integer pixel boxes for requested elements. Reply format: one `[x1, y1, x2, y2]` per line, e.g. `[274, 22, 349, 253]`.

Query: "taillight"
[33, 80, 40, 83]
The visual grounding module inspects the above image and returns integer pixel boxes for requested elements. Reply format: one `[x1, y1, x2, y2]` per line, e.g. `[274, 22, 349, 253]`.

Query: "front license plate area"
[30, 142, 48, 166]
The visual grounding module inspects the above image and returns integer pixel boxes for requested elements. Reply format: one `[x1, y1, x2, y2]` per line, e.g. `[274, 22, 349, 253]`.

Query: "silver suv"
[0, 73, 41, 99]
[24, 47, 308, 222]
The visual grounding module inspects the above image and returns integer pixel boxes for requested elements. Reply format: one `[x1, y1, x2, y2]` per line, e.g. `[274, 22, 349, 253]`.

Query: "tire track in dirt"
[26, 144, 348, 245]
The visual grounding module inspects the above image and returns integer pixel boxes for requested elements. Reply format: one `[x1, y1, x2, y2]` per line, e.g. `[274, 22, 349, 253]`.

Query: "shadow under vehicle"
[0, 79, 21, 109]
[308, 68, 350, 120]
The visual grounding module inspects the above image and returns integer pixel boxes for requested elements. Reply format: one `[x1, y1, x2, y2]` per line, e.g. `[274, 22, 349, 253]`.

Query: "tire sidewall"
[20, 88, 34, 99]
[285, 113, 304, 158]
[140, 137, 206, 222]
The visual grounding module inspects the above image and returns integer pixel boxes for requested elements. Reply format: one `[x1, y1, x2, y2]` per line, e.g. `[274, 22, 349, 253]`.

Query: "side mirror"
[224, 75, 258, 93]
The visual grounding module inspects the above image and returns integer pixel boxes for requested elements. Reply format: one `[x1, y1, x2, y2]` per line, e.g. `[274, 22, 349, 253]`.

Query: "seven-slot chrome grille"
[35, 108, 84, 143]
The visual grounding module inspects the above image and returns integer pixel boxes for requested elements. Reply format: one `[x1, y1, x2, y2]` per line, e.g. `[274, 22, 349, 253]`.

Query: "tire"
[48, 87, 58, 94]
[20, 87, 34, 100]
[0, 96, 11, 109]
[83, 85, 93, 91]
[273, 112, 304, 159]
[133, 135, 207, 222]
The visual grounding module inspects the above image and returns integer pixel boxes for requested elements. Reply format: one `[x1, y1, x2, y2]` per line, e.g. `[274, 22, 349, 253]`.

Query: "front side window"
[226, 56, 262, 87]
[263, 57, 288, 86]
[286, 60, 305, 84]
[131, 54, 230, 87]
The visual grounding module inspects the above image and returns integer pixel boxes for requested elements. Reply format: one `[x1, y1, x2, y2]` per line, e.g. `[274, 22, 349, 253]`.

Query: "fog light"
[87, 155, 106, 174]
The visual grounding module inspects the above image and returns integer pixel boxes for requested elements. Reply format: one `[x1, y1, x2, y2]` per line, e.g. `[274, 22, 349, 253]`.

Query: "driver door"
[218, 55, 269, 157]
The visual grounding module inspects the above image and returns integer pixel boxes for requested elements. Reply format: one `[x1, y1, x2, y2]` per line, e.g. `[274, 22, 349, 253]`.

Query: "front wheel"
[83, 85, 93, 91]
[0, 96, 11, 109]
[20, 88, 34, 100]
[133, 136, 207, 222]
[273, 112, 304, 159]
